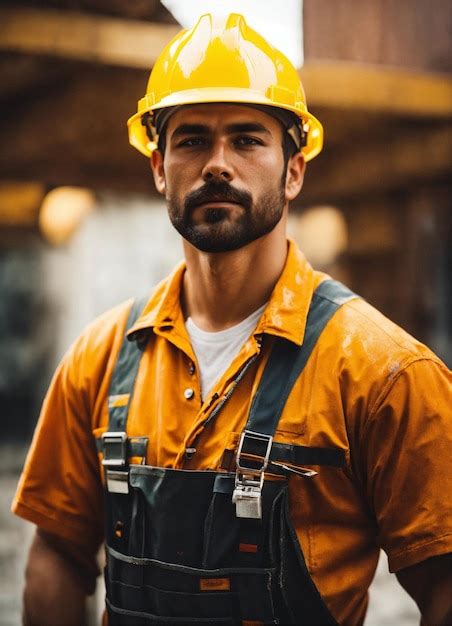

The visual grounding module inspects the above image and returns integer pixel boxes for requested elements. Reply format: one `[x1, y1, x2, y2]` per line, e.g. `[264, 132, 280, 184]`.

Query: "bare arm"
[396, 553, 452, 626]
[23, 529, 98, 626]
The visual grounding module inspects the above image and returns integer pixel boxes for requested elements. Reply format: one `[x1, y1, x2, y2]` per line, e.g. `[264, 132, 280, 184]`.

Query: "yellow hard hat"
[127, 13, 323, 162]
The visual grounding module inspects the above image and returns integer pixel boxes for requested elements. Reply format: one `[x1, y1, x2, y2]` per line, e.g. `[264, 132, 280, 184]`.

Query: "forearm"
[396, 554, 452, 626]
[421, 609, 452, 626]
[23, 530, 90, 626]
[419, 586, 452, 626]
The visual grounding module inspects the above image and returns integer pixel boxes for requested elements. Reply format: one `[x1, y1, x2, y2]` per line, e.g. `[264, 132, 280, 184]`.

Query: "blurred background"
[0, 0, 451, 624]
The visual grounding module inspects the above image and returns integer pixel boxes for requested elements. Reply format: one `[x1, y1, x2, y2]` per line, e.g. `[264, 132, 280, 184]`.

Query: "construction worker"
[13, 13, 452, 626]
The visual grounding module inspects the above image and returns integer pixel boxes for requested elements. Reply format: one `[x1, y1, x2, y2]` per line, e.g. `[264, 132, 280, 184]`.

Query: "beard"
[166, 178, 286, 253]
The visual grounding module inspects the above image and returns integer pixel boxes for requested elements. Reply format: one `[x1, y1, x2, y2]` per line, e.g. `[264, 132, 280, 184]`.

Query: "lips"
[192, 201, 241, 224]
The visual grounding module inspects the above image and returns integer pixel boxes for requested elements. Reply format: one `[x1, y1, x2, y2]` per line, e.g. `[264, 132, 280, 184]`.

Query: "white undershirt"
[185, 303, 267, 400]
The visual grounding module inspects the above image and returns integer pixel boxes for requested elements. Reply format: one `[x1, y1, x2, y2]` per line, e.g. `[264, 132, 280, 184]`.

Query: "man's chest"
[94, 334, 352, 473]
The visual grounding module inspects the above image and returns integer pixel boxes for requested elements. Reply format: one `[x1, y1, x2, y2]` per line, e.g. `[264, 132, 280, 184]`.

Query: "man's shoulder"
[321, 288, 444, 380]
[313, 288, 449, 432]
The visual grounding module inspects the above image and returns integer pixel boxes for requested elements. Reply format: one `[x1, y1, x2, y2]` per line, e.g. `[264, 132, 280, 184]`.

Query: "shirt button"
[188, 361, 195, 375]
[184, 388, 195, 400]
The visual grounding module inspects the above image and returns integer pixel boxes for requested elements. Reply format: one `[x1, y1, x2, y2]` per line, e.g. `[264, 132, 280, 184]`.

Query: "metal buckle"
[235, 430, 273, 473]
[101, 431, 127, 467]
[232, 479, 263, 519]
[232, 430, 273, 519]
[105, 470, 129, 494]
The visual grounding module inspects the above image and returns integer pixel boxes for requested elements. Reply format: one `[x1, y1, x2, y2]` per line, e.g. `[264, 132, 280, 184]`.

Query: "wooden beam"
[299, 123, 452, 205]
[1, 7, 452, 117]
[0, 67, 155, 195]
[0, 7, 180, 69]
[301, 62, 452, 118]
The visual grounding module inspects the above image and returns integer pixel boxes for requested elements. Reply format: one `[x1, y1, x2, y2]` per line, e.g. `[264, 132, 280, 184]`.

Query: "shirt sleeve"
[361, 357, 452, 572]
[11, 335, 105, 558]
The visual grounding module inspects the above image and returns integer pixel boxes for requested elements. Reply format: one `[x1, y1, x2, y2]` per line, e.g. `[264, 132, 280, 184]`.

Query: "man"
[13, 13, 452, 626]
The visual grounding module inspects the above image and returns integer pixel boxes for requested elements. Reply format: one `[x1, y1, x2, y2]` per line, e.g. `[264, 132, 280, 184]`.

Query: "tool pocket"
[106, 598, 235, 625]
[106, 583, 239, 622]
[202, 488, 241, 568]
[202, 475, 287, 570]
[128, 466, 220, 566]
[105, 546, 276, 625]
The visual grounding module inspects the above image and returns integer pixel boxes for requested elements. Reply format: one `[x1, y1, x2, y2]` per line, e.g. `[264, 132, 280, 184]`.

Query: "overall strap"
[232, 280, 357, 518]
[99, 297, 149, 476]
[108, 297, 149, 432]
[246, 279, 357, 437]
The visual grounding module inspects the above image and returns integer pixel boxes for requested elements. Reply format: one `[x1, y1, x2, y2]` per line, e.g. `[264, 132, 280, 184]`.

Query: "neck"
[182, 215, 288, 332]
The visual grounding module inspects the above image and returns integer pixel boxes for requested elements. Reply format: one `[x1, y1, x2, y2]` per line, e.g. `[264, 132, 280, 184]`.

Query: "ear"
[285, 151, 306, 201]
[150, 150, 166, 195]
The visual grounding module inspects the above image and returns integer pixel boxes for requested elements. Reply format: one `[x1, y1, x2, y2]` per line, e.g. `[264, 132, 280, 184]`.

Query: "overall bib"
[98, 280, 356, 625]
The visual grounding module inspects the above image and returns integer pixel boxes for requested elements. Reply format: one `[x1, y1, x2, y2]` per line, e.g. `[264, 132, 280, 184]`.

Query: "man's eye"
[235, 136, 262, 146]
[177, 137, 205, 147]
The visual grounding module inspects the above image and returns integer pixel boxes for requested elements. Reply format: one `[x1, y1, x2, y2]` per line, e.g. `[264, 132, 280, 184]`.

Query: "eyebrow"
[170, 122, 272, 140]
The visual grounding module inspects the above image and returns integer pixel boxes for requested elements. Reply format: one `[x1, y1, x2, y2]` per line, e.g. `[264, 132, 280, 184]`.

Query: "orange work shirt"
[13, 240, 452, 624]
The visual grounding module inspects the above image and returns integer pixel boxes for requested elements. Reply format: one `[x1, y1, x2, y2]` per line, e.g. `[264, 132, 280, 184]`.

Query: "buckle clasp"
[101, 431, 127, 467]
[232, 430, 273, 520]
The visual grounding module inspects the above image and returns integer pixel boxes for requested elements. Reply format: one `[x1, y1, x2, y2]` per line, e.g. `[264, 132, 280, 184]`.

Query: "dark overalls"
[98, 280, 356, 625]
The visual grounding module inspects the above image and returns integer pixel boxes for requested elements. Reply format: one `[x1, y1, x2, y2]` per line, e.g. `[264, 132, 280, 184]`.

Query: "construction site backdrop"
[0, 1, 451, 623]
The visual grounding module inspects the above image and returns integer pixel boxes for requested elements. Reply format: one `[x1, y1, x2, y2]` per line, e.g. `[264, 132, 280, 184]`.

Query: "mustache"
[183, 181, 252, 214]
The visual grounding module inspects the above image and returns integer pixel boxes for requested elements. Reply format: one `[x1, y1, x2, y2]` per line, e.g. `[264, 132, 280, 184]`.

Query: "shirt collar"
[254, 239, 315, 345]
[127, 259, 186, 339]
[128, 240, 316, 346]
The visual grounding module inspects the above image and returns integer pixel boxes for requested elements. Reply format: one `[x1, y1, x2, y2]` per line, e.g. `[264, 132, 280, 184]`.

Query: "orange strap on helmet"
[127, 13, 323, 162]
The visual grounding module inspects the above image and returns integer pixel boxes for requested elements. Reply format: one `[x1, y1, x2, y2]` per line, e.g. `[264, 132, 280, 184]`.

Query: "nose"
[201, 140, 233, 182]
